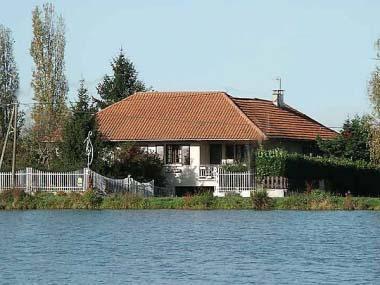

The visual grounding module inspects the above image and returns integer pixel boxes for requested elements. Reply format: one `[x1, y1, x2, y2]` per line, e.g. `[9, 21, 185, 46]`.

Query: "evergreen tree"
[95, 49, 147, 109]
[60, 80, 102, 170]
[0, 25, 19, 138]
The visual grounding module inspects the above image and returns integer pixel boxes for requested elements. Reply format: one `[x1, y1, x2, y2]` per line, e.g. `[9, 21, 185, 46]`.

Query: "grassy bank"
[1, 189, 380, 211]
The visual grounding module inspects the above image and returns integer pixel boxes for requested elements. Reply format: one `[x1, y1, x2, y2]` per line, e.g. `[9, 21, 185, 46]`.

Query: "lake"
[0, 210, 379, 284]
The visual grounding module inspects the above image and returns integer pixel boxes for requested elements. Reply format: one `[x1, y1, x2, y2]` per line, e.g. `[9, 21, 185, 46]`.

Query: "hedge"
[255, 149, 380, 197]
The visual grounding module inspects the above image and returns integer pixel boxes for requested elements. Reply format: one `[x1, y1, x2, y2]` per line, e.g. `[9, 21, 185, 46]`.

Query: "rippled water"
[0, 210, 379, 284]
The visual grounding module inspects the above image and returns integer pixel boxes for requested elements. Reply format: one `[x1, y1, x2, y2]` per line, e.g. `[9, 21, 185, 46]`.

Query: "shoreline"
[1, 189, 380, 211]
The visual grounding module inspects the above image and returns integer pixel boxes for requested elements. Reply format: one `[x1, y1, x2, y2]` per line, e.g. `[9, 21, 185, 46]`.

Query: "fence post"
[83, 168, 89, 191]
[26, 167, 32, 192]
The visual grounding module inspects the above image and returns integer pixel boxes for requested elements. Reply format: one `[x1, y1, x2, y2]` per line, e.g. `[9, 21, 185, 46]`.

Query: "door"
[210, 144, 222, 164]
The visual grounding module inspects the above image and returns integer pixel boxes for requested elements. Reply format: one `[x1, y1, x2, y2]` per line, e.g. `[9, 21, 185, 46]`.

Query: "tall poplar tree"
[369, 39, 380, 164]
[0, 25, 19, 138]
[30, 3, 68, 168]
[95, 49, 147, 109]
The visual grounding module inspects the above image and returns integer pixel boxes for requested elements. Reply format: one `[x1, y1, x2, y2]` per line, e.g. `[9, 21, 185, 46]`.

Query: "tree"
[368, 39, 380, 164]
[0, 25, 19, 138]
[95, 49, 147, 109]
[317, 116, 371, 162]
[30, 3, 68, 168]
[60, 80, 102, 170]
[105, 143, 165, 186]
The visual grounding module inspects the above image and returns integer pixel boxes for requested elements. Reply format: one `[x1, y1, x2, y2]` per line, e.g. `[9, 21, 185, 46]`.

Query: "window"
[140, 145, 164, 161]
[166, 145, 190, 165]
[140, 145, 148, 152]
[226, 144, 235, 159]
[224, 144, 248, 162]
[156, 146, 164, 160]
[182, 145, 190, 165]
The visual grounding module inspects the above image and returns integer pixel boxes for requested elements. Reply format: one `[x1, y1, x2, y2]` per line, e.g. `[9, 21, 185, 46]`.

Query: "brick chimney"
[272, 77, 285, 107]
[272, 89, 285, 108]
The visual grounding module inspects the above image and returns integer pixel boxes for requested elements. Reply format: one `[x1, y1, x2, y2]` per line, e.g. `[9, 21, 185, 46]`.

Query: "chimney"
[272, 77, 285, 108]
[272, 89, 285, 108]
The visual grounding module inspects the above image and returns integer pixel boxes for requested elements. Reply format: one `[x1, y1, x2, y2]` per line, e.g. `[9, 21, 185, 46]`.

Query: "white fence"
[89, 170, 154, 196]
[0, 168, 154, 196]
[259, 176, 288, 190]
[215, 168, 255, 193]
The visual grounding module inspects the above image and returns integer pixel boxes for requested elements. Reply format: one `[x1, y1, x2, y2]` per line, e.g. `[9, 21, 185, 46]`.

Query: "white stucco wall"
[164, 144, 218, 190]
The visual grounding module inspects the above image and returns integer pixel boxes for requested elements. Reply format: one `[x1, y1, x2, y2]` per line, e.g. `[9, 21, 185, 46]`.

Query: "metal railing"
[199, 165, 219, 179]
[0, 168, 154, 196]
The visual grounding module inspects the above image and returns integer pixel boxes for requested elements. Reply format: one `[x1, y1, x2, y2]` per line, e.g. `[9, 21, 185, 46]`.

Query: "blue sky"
[1, 0, 379, 128]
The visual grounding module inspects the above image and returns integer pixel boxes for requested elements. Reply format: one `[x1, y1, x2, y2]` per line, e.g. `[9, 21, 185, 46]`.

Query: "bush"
[103, 143, 166, 186]
[184, 192, 215, 209]
[221, 163, 248, 172]
[251, 190, 272, 210]
[343, 194, 355, 210]
[101, 193, 148, 209]
[256, 148, 380, 196]
[81, 189, 103, 209]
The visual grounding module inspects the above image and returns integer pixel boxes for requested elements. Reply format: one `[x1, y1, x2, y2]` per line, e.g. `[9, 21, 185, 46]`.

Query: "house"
[97, 90, 336, 196]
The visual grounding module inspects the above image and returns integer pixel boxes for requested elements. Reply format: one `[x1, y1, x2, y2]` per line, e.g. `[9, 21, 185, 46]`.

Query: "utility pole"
[0, 105, 14, 170]
[11, 103, 17, 188]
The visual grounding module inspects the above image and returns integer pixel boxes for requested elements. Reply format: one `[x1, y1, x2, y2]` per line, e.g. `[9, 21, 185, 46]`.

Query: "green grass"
[1, 189, 380, 210]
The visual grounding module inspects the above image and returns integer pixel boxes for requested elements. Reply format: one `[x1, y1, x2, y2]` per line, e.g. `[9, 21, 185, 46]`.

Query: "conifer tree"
[95, 49, 146, 109]
[60, 80, 102, 170]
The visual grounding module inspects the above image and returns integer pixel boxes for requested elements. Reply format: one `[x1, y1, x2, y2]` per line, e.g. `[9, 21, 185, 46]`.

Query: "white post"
[83, 168, 89, 191]
[26, 167, 32, 192]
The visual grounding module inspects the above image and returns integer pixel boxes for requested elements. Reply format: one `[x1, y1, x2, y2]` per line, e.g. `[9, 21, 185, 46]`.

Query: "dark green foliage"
[251, 190, 272, 210]
[60, 80, 103, 170]
[255, 148, 380, 196]
[95, 49, 147, 109]
[317, 115, 371, 161]
[104, 143, 165, 185]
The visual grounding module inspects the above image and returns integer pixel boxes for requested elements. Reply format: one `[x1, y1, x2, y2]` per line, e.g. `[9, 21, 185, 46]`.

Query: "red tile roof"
[97, 91, 265, 141]
[232, 97, 337, 140]
[97, 91, 337, 142]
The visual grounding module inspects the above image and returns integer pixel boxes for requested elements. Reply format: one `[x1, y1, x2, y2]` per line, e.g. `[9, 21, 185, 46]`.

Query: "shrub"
[104, 143, 166, 186]
[221, 163, 248, 172]
[343, 194, 355, 210]
[215, 193, 250, 209]
[81, 189, 102, 209]
[251, 190, 272, 210]
[255, 148, 380, 196]
[184, 192, 215, 209]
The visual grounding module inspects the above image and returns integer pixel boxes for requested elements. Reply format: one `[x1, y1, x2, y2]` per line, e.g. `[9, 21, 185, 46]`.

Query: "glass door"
[209, 144, 222, 164]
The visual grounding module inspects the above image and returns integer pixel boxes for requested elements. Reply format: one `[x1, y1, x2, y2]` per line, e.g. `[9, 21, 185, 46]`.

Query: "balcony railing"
[199, 165, 219, 180]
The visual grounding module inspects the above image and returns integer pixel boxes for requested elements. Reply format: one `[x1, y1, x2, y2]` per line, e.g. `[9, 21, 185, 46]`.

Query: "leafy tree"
[369, 39, 380, 164]
[0, 25, 19, 138]
[60, 80, 102, 170]
[30, 3, 68, 168]
[95, 49, 147, 109]
[104, 143, 165, 186]
[317, 115, 371, 162]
